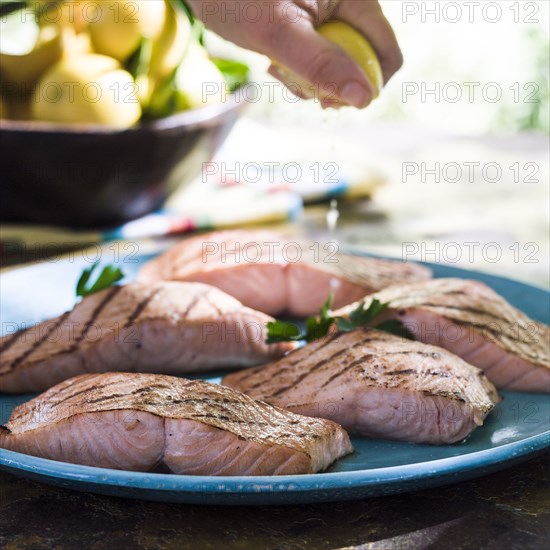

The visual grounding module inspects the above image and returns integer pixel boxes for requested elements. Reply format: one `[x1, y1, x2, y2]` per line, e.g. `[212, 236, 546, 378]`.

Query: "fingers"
[262, 17, 375, 108]
[268, 63, 348, 108]
[188, 0, 397, 108]
[336, 0, 403, 84]
[293, 0, 340, 24]
[267, 65, 308, 99]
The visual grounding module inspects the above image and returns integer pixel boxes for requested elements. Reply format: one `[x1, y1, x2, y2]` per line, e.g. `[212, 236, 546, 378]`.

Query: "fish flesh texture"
[138, 230, 432, 316]
[224, 328, 500, 444]
[0, 373, 353, 475]
[334, 278, 550, 393]
[0, 281, 293, 394]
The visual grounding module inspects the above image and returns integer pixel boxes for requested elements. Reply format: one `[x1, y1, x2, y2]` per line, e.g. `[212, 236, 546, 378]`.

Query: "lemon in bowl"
[0, 0, 249, 226]
[88, 0, 167, 62]
[32, 53, 142, 128]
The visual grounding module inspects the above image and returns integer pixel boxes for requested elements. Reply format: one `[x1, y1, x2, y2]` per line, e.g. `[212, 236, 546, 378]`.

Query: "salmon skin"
[224, 329, 500, 445]
[137, 230, 432, 317]
[0, 281, 293, 394]
[0, 373, 353, 475]
[334, 278, 550, 393]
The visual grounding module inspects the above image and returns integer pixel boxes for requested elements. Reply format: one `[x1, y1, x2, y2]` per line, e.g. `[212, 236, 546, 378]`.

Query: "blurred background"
[198, 0, 549, 285]
[207, 0, 549, 133]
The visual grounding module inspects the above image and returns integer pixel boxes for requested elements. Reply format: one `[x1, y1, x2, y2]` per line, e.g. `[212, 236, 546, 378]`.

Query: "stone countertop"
[1, 453, 548, 549]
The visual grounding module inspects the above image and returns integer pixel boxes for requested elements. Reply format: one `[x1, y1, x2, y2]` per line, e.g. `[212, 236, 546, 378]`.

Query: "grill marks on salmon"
[137, 230, 432, 316]
[224, 329, 500, 445]
[0, 373, 353, 475]
[0, 282, 293, 394]
[335, 278, 550, 393]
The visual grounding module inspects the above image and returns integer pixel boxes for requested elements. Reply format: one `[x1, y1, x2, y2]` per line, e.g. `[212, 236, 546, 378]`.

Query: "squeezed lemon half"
[318, 21, 383, 98]
[275, 20, 383, 102]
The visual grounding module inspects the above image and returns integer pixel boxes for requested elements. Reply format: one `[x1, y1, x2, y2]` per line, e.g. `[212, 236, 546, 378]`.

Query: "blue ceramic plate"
[1, 254, 548, 505]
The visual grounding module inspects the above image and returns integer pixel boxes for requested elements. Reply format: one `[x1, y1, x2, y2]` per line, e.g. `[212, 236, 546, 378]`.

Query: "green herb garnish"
[373, 319, 416, 340]
[76, 262, 124, 298]
[266, 295, 335, 344]
[265, 320, 303, 344]
[334, 299, 388, 332]
[266, 296, 408, 344]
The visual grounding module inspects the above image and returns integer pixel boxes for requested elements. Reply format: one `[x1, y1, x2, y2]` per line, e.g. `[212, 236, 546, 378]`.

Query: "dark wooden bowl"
[0, 92, 245, 228]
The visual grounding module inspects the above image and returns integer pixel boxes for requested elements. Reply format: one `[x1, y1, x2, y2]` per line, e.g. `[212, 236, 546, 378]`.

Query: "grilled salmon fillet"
[224, 329, 500, 445]
[0, 281, 293, 394]
[137, 230, 431, 316]
[0, 373, 352, 475]
[334, 278, 550, 393]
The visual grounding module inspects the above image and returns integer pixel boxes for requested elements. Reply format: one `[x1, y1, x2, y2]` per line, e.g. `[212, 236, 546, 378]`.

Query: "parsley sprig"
[266, 295, 410, 344]
[265, 295, 334, 344]
[334, 298, 388, 332]
[76, 262, 124, 298]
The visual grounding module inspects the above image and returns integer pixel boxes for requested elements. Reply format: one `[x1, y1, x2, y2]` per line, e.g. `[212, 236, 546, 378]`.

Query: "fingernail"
[341, 81, 370, 108]
[321, 98, 342, 110]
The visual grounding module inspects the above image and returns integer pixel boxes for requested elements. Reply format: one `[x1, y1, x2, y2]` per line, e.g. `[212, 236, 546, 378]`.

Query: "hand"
[188, 0, 403, 108]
